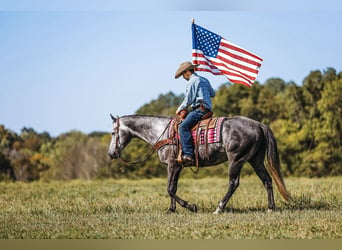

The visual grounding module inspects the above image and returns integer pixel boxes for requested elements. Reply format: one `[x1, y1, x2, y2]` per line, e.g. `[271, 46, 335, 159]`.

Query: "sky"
[1, 1, 342, 136]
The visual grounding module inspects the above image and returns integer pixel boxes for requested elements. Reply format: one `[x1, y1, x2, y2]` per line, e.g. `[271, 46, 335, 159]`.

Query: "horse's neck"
[122, 116, 171, 145]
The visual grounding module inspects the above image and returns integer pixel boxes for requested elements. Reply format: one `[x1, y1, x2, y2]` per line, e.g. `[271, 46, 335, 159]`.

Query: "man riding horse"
[175, 61, 216, 166]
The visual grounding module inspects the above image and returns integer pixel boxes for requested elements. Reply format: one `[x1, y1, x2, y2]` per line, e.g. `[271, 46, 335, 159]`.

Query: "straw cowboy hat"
[175, 61, 199, 79]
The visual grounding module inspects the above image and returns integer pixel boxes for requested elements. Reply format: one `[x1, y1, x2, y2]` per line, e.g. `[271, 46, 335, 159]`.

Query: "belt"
[192, 104, 211, 113]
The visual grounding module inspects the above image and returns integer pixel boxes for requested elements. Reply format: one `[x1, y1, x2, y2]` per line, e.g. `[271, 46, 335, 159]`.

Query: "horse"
[108, 114, 291, 214]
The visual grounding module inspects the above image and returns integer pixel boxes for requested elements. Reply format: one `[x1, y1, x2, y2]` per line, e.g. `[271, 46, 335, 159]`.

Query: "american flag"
[192, 23, 263, 87]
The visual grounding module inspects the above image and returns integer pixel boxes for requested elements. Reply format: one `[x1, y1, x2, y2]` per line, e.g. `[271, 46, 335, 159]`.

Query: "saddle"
[154, 114, 225, 169]
[191, 115, 217, 131]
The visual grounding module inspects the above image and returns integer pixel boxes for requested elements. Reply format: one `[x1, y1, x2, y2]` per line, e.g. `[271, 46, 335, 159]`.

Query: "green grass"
[0, 176, 341, 239]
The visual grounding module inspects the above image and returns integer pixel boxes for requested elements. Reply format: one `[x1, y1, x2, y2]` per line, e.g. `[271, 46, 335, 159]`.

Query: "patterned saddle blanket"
[170, 116, 225, 145]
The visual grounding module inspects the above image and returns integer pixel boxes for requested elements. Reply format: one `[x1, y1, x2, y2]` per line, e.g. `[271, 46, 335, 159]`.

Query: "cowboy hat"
[175, 61, 199, 79]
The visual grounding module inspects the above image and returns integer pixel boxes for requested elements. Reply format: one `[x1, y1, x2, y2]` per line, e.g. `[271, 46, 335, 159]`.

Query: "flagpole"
[192, 18, 195, 24]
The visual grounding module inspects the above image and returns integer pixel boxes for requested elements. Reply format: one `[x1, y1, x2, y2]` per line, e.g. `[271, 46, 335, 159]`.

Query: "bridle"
[112, 116, 172, 166]
[112, 117, 121, 158]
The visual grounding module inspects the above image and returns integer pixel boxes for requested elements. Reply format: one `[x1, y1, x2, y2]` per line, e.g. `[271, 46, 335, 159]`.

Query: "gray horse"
[108, 114, 290, 214]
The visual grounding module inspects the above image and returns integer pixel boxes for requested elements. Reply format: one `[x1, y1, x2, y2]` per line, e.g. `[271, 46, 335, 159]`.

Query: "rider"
[175, 61, 215, 166]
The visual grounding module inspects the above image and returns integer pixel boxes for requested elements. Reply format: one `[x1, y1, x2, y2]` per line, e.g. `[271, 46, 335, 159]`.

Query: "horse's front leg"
[166, 163, 197, 213]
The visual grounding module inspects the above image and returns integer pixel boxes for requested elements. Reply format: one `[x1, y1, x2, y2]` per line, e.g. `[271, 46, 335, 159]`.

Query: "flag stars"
[194, 26, 221, 57]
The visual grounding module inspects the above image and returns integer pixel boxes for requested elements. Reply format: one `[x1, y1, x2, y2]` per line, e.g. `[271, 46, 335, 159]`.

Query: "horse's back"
[224, 116, 262, 133]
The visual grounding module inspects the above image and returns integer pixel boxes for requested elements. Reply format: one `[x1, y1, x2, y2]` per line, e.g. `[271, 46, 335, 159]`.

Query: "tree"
[212, 83, 251, 117]
[41, 131, 98, 180]
[264, 78, 287, 96]
[136, 91, 183, 116]
[300, 70, 342, 176]
[276, 68, 342, 176]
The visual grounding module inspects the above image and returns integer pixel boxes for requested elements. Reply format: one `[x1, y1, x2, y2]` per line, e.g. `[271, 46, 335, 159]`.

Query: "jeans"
[179, 109, 206, 157]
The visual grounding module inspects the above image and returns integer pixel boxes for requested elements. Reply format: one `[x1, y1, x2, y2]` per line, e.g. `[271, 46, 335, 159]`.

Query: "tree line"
[1, 68, 341, 181]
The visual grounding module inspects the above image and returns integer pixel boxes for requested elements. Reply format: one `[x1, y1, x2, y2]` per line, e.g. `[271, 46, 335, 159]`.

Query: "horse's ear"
[110, 113, 116, 122]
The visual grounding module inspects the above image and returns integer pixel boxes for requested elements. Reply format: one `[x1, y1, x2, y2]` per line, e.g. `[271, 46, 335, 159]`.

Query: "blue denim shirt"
[176, 73, 215, 113]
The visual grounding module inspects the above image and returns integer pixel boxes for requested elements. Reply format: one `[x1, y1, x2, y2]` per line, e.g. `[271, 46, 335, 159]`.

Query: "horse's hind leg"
[213, 157, 244, 214]
[249, 151, 275, 211]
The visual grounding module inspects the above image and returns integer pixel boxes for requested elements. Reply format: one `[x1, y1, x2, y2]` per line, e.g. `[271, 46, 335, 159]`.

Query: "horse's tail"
[260, 124, 291, 201]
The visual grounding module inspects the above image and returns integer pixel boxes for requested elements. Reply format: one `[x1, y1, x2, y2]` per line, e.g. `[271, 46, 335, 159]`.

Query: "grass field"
[0, 176, 341, 239]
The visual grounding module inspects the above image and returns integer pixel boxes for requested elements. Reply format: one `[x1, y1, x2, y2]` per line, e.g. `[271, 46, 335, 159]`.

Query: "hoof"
[213, 207, 223, 214]
[267, 208, 274, 213]
[166, 208, 176, 214]
[189, 204, 198, 213]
